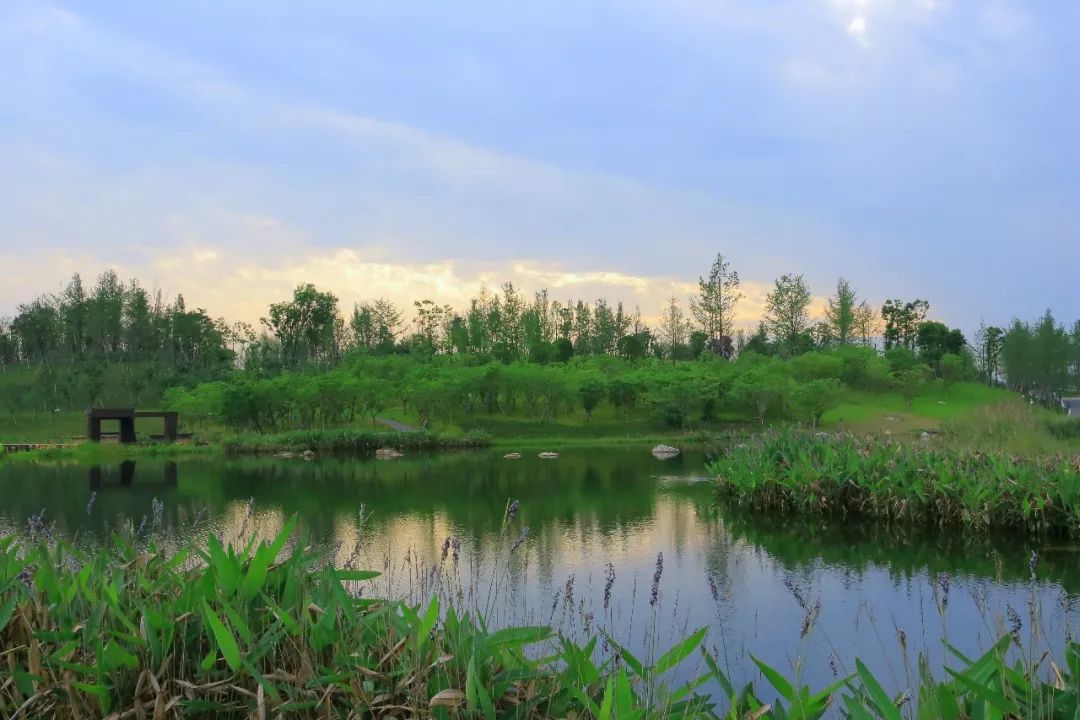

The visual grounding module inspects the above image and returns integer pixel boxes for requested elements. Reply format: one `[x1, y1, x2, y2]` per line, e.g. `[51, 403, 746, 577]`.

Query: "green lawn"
[822, 381, 1018, 433]
[0, 362, 172, 443]
[0, 379, 1053, 450]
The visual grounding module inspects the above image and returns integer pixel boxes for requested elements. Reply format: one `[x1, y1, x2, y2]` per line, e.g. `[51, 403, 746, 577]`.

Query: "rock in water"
[651, 445, 680, 459]
[302, 449, 315, 460]
[503, 452, 522, 459]
[375, 447, 404, 459]
[538, 452, 559, 459]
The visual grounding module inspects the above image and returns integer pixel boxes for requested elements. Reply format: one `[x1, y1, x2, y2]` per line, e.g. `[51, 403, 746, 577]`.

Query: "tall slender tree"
[973, 321, 1004, 385]
[764, 274, 812, 356]
[660, 295, 689, 364]
[823, 278, 858, 345]
[689, 253, 742, 341]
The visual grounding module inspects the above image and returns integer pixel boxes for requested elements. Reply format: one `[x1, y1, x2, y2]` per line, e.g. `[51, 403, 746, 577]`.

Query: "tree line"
[1, 255, 1077, 416]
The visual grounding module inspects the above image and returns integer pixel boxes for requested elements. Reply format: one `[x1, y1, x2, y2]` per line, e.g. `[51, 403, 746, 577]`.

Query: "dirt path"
[374, 417, 421, 433]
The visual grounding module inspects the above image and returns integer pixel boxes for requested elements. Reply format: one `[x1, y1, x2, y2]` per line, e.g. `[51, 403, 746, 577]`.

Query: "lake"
[1, 446, 1076, 698]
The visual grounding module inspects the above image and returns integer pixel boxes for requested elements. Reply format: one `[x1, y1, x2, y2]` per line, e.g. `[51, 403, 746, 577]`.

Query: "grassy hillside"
[823, 382, 1017, 431]
[1, 377, 1068, 453]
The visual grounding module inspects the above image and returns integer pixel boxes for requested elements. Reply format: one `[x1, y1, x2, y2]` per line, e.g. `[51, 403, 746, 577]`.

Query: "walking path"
[374, 417, 421, 433]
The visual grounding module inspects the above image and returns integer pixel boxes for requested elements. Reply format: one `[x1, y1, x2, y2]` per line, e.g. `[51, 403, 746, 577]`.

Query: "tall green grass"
[6, 519, 1080, 718]
[0, 516, 751, 719]
[710, 430, 1080, 534]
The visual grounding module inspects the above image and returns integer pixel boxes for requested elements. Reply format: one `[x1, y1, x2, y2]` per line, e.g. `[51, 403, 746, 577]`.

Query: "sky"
[1, 0, 1077, 334]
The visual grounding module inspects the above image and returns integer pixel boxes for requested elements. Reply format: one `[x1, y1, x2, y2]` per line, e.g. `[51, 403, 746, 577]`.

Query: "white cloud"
[847, 14, 869, 46]
[0, 241, 821, 331]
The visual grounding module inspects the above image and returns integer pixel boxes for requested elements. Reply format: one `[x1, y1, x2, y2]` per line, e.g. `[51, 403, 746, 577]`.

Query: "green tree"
[659, 296, 689, 364]
[263, 284, 341, 368]
[689, 253, 742, 343]
[644, 371, 711, 428]
[410, 299, 452, 355]
[789, 378, 841, 427]
[607, 378, 637, 419]
[881, 299, 928, 350]
[916, 321, 965, 375]
[89, 269, 125, 355]
[789, 352, 844, 382]
[58, 273, 89, 358]
[823, 278, 859, 345]
[853, 301, 878, 347]
[973, 322, 1004, 385]
[1000, 310, 1071, 402]
[764, 274, 812, 357]
[572, 301, 593, 357]
[553, 338, 574, 363]
[578, 376, 605, 421]
[615, 332, 648, 361]
[123, 280, 155, 358]
[894, 365, 931, 410]
[357, 378, 393, 429]
[742, 322, 773, 357]
[731, 360, 789, 424]
[939, 353, 966, 394]
[11, 299, 59, 365]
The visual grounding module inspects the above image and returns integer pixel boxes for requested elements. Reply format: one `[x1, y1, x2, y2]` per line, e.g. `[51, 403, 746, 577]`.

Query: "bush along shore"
[219, 428, 492, 456]
[5, 519, 1080, 719]
[710, 430, 1080, 535]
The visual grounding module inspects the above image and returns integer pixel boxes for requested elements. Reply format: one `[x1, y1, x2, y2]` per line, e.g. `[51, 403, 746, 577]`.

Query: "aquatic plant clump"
[6, 523, 1080, 717]
[710, 430, 1080, 534]
[0, 521, 745, 719]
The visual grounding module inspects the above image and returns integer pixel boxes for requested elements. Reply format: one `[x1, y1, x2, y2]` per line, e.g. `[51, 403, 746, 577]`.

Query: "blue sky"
[1, 0, 1076, 332]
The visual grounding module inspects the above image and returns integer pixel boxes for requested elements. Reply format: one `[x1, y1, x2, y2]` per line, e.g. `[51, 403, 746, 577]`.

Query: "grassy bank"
[0, 381, 1025, 444]
[711, 430, 1080, 535]
[0, 439, 216, 464]
[4, 521, 1080, 718]
[219, 427, 492, 455]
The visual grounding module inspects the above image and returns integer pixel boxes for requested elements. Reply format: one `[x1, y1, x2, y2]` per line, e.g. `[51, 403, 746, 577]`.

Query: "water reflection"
[1, 448, 1078, 696]
[87, 460, 177, 489]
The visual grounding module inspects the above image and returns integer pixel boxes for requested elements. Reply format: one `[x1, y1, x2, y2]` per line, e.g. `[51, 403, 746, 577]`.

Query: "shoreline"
[0, 424, 761, 463]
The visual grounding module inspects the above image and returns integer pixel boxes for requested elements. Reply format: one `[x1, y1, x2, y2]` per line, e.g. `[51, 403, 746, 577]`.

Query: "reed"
[5, 508, 1080, 718]
[710, 430, 1080, 535]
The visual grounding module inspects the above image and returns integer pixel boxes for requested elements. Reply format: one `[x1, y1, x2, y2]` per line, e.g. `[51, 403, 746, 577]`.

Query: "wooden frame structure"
[86, 408, 179, 443]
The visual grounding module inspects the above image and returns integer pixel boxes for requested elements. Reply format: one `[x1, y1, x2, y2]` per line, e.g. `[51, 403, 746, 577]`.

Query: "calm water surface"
[2, 447, 1077, 696]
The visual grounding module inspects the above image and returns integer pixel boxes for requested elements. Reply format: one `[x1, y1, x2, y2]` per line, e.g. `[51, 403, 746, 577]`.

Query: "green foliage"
[578, 375, 606, 421]
[712, 430, 1080, 534]
[881, 298, 928, 351]
[1001, 310, 1076, 403]
[263, 283, 341, 368]
[939, 353, 967, 393]
[764, 273, 812, 357]
[789, 378, 842, 427]
[730, 358, 789, 424]
[0, 522, 750, 719]
[221, 428, 489, 455]
[4, 521, 1080, 717]
[788, 352, 844, 382]
[1046, 418, 1080, 440]
[916, 320, 966, 374]
[894, 365, 932, 410]
[689, 252, 742, 344]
